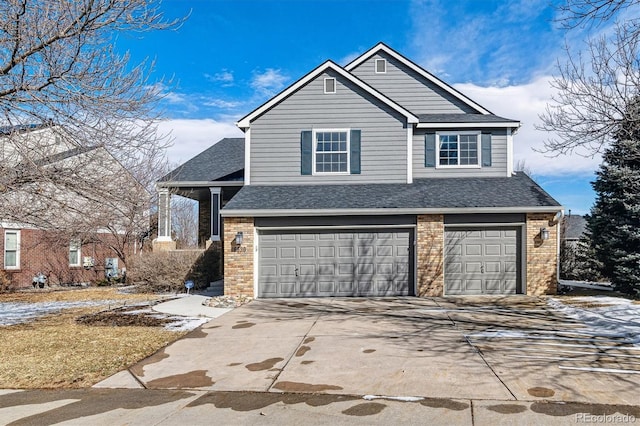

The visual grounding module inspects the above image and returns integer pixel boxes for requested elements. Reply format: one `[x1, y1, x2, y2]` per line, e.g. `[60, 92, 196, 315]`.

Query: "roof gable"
[236, 60, 418, 129]
[345, 42, 493, 115]
[159, 137, 244, 183]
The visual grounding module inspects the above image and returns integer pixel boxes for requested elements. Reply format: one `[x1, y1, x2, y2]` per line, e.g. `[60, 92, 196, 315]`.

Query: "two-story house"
[158, 43, 562, 298]
[1, 123, 146, 288]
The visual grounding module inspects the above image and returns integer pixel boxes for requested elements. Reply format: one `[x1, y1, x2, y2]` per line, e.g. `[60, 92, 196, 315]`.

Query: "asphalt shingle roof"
[160, 138, 244, 182]
[417, 113, 519, 124]
[223, 172, 560, 212]
[563, 215, 587, 240]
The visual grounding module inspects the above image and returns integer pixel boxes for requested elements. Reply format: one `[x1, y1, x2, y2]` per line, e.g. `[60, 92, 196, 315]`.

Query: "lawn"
[0, 287, 189, 389]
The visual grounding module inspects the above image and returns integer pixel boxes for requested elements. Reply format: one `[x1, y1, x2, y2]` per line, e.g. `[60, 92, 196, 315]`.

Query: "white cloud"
[202, 98, 244, 109]
[157, 118, 243, 165]
[251, 68, 289, 96]
[454, 76, 602, 176]
[205, 70, 235, 86]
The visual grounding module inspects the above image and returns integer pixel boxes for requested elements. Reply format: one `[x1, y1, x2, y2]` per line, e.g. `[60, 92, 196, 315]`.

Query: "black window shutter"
[425, 133, 436, 167]
[481, 132, 492, 167]
[301, 130, 312, 175]
[350, 129, 361, 174]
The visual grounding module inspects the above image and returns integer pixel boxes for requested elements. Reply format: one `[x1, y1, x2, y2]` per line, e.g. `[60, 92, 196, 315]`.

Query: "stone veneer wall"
[526, 213, 558, 295]
[416, 214, 444, 296]
[223, 217, 255, 297]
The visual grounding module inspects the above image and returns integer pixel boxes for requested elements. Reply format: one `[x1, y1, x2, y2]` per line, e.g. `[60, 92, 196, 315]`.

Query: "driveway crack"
[266, 313, 320, 392]
[434, 299, 517, 401]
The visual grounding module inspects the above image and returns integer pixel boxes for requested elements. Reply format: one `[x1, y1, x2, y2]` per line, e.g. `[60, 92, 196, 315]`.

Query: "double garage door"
[258, 229, 412, 298]
[444, 227, 521, 295]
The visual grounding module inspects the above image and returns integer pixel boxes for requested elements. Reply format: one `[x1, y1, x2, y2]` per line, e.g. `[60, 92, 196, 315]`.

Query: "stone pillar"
[416, 214, 444, 297]
[153, 187, 176, 251]
[223, 216, 255, 297]
[526, 213, 558, 295]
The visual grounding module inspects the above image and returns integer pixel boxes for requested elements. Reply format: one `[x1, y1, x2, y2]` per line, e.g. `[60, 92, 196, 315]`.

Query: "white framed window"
[69, 240, 81, 267]
[313, 129, 350, 174]
[436, 131, 481, 168]
[324, 77, 336, 94]
[4, 230, 20, 269]
[375, 58, 387, 73]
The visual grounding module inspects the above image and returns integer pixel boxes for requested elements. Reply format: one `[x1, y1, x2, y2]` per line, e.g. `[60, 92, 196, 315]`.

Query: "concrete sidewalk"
[152, 294, 232, 319]
[4, 388, 636, 425]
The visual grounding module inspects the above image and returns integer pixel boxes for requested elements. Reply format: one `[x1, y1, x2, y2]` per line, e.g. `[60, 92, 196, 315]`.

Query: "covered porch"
[153, 137, 244, 251]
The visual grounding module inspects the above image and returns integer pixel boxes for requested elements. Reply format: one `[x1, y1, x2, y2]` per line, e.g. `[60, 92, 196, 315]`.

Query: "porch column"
[153, 187, 176, 251]
[210, 187, 221, 242]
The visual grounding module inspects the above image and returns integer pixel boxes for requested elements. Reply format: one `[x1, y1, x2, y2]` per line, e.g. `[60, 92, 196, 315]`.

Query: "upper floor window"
[375, 59, 387, 73]
[313, 130, 349, 174]
[4, 230, 20, 269]
[69, 240, 81, 267]
[437, 132, 480, 167]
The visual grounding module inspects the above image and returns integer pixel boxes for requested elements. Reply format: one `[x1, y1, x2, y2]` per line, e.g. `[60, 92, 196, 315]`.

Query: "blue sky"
[117, 0, 614, 215]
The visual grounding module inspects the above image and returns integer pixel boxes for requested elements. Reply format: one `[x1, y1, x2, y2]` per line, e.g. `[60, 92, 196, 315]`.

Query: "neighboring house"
[561, 214, 587, 248]
[1, 124, 146, 288]
[158, 43, 562, 297]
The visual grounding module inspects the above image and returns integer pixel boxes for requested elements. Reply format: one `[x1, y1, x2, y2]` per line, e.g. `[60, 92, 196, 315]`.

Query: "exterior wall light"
[540, 228, 550, 241]
[235, 231, 244, 245]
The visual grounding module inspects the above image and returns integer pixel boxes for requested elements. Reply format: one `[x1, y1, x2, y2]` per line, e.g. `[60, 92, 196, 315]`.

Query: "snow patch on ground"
[0, 299, 210, 331]
[0, 300, 121, 326]
[548, 296, 640, 345]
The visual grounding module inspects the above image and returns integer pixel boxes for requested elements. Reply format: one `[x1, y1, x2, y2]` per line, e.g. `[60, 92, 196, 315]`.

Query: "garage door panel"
[358, 281, 374, 294]
[280, 247, 296, 259]
[338, 246, 354, 257]
[299, 247, 315, 258]
[445, 226, 520, 296]
[485, 244, 502, 256]
[484, 262, 501, 273]
[279, 281, 297, 296]
[259, 229, 412, 298]
[465, 244, 482, 256]
[339, 281, 355, 293]
[281, 264, 297, 276]
[358, 246, 373, 257]
[376, 245, 393, 256]
[318, 281, 335, 293]
[300, 264, 316, 275]
[504, 244, 517, 255]
[300, 281, 318, 294]
[376, 263, 393, 275]
[318, 246, 335, 257]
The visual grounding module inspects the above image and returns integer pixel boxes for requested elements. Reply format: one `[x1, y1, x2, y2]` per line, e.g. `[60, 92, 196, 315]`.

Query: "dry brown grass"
[0, 287, 187, 389]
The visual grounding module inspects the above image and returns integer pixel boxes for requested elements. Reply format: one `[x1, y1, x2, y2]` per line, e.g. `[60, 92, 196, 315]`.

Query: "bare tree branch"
[537, 22, 640, 155]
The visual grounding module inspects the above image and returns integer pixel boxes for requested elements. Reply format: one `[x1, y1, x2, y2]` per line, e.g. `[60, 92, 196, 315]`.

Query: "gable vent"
[324, 77, 336, 94]
[375, 58, 387, 73]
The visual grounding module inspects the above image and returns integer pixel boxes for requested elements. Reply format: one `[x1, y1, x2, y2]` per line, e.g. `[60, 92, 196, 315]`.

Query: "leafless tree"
[171, 196, 198, 249]
[539, 1, 640, 155]
[0, 1, 182, 228]
[557, 0, 640, 29]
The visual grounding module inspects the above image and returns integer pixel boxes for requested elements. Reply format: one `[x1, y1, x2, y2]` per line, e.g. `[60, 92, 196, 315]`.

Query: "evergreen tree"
[587, 104, 640, 294]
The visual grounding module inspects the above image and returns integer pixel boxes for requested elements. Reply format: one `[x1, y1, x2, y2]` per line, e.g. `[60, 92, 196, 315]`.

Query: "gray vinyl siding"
[351, 52, 479, 115]
[413, 129, 508, 178]
[250, 70, 408, 185]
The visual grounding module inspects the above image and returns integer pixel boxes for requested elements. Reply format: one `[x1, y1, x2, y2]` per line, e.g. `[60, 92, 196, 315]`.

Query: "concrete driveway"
[102, 297, 640, 407]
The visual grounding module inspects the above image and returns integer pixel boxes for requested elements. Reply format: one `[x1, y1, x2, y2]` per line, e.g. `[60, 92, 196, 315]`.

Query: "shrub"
[0, 270, 12, 293]
[128, 245, 221, 293]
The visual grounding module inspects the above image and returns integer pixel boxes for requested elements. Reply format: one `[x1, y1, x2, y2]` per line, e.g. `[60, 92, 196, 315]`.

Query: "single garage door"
[258, 229, 412, 298]
[444, 227, 521, 295]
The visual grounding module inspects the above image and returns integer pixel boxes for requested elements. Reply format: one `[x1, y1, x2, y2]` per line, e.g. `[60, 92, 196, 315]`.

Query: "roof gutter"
[416, 122, 520, 129]
[221, 206, 564, 218]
